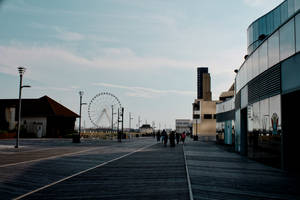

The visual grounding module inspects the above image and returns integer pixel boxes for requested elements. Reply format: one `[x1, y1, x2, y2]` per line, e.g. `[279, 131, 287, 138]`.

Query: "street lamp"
[16, 67, 30, 148]
[75, 91, 86, 143]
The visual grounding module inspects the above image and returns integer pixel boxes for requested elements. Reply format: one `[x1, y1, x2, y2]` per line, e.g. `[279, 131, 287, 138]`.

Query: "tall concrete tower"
[197, 67, 211, 101]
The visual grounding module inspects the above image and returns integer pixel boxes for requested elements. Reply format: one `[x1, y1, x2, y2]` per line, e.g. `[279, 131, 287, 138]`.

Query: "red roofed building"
[0, 96, 79, 138]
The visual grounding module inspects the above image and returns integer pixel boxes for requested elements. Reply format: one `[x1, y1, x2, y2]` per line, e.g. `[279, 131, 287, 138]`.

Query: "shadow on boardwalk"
[184, 139, 300, 200]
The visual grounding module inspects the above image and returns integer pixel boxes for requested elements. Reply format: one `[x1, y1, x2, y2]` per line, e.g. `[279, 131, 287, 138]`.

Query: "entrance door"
[282, 90, 300, 171]
[240, 108, 248, 156]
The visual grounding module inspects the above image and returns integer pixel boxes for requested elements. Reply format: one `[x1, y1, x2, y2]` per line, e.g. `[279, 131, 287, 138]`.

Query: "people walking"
[176, 132, 180, 144]
[181, 132, 186, 144]
[161, 129, 166, 144]
[156, 130, 161, 143]
[162, 130, 168, 147]
[169, 131, 175, 147]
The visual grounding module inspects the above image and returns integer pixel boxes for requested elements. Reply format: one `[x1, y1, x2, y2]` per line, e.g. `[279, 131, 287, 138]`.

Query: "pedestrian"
[176, 132, 180, 144]
[161, 129, 166, 144]
[163, 131, 168, 147]
[156, 130, 161, 143]
[169, 131, 175, 147]
[181, 132, 186, 144]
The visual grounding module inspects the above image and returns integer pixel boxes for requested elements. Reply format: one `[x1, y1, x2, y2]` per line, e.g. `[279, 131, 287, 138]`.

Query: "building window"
[193, 103, 199, 110]
[279, 18, 295, 61]
[281, 1, 288, 24]
[268, 31, 280, 68]
[296, 14, 300, 52]
[193, 114, 200, 119]
[258, 41, 268, 74]
[204, 114, 212, 119]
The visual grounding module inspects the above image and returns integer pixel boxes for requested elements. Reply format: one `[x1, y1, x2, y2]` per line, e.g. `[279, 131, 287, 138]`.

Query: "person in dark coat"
[161, 130, 166, 144]
[163, 130, 168, 147]
[181, 132, 186, 144]
[176, 132, 180, 144]
[156, 131, 161, 142]
[169, 131, 175, 147]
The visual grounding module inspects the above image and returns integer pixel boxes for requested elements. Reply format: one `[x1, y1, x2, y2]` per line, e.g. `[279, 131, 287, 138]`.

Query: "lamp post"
[129, 112, 133, 130]
[76, 91, 86, 143]
[16, 67, 30, 148]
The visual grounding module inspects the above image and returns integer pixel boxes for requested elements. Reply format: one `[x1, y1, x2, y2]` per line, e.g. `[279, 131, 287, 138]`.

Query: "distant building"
[216, 84, 235, 145]
[192, 67, 217, 139]
[219, 84, 234, 101]
[175, 119, 191, 134]
[0, 96, 79, 137]
[192, 99, 217, 138]
[197, 67, 212, 101]
[139, 124, 153, 134]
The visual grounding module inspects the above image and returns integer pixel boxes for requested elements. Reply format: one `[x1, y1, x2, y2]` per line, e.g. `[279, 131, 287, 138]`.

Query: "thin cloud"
[93, 82, 195, 98]
[54, 27, 84, 41]
[30, 86, 76, 92]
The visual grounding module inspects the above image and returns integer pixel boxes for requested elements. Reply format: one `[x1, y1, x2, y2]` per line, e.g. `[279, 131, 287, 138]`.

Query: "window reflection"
[279, 18, 295, 61]
[296, 14, 300, 52]
[268, 31, 279, 68]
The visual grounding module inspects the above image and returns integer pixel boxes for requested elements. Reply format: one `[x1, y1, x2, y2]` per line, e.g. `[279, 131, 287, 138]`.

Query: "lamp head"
[79, 91, 84, 96]
[18, 67, 26, 75]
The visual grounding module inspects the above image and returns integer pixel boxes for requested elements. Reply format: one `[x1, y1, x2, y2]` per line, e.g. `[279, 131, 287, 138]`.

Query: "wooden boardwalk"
[184, 140, 300, 200]
[1, 138, 300, 199]
[19, 143, 189, 200]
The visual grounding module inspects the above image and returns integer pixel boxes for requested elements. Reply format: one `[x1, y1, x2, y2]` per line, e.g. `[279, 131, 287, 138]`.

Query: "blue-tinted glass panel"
[241, 85, 248, 109]
[246, 56, 253, 82]
[253, 21, 259, 43]
[259, 16, 267, 37]
[235, 109, 241, 152]
[259, 41, 268, 73]
[236, 71, 241, 92]
[249, 25, 253, 44]
[274, 6, 281, 29]
[252, 50, 259, 78]
[266, 12, 274, 35]
[296, 0, 300, 11]
[296, 13, 300, 52]
[281, 53, 300, 93]
[288, 0, 295, 17]
[281, 1, 288, 24]
[268, 31, 280, 67]
[279, 18, 295, 61]
[248, 44, 253, 55]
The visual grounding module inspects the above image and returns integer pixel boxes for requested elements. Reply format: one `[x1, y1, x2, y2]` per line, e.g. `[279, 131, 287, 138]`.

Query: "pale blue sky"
[0, 0, 283, 129]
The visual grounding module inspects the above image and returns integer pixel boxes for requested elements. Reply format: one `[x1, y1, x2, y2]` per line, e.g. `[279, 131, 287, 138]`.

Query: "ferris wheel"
[88, 92, 122, 129]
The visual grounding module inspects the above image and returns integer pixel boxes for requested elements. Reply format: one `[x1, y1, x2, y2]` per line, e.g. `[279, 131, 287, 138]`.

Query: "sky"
[0, 0, 284, 129]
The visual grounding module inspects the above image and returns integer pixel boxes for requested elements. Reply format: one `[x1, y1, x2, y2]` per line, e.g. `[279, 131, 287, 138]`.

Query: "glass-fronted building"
[235, 0, 300, 171]
[216, 97, 235, 146]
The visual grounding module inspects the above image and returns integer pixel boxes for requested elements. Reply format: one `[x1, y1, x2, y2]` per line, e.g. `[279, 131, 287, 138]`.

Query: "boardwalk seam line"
[13, 143, 155, 200]
[183, 143, 194, 200]
[0, 147, 100, 168]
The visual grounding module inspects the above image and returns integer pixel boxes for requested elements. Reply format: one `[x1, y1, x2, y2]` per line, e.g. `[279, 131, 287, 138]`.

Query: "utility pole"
[111, 105, 116, 131]
[117, 107, 124, 142]
[121, 107, 124, 139]
[138, 116, 141, 129]
[16, 67, 30, 148]
[117, 108, 120, 132]
[129, 112, 133, 130]
[75, 91, 86, 143]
